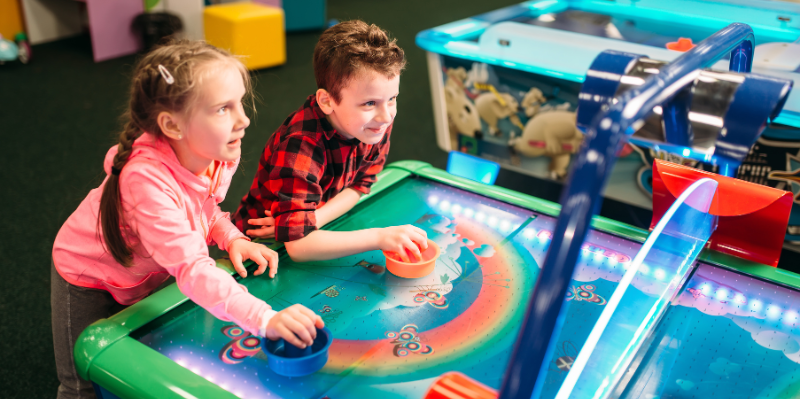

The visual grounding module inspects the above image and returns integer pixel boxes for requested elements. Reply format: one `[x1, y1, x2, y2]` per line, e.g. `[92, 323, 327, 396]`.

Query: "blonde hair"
[99, 40, 254, 267]
[313, 20, 406, 103]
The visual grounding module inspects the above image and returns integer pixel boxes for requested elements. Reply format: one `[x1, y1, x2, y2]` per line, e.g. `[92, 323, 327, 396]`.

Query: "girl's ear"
[157, 111, 184, 140]
[316, 88, 335, 115]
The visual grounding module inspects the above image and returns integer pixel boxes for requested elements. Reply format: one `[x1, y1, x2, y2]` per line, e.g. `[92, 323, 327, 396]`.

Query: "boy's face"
[318, 69, 400, 145]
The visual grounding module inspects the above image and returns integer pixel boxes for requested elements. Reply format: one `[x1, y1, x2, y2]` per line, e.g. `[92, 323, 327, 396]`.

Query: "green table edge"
[73, 160, 800, 398]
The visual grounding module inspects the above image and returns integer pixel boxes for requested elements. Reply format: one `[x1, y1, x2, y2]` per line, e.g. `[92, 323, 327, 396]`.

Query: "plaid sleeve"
[350, 125, 392, 195]
[268, 133, 327, 242]
[232, 161, 270, 235]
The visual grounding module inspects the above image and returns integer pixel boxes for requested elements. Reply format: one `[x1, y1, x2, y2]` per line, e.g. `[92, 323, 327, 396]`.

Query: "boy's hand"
[228, 239, 279, 278]
[378, 225, 428, 262]
[246, 211, 276, 239]
[265, 304, 325, 348]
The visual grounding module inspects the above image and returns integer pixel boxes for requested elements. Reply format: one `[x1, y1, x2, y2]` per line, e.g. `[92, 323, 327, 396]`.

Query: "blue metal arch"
[576, 51, 642, 130]
[716, 74, 794, 171]
[499, 22, 791, 399]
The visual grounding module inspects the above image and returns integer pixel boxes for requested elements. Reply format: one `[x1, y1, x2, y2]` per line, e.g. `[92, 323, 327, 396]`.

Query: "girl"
[51, 41, 323, 399]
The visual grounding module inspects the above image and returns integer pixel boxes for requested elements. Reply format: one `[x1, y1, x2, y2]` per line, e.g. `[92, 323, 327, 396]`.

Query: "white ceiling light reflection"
[440, 200, 451, 212]
[715, 288, 728, 301]
[767, 305, 782, 319]
[751, 299, 762, 311]
[524, 229, 536, 239]
[487, 216, 498, 228]
[784, 310, 798, 325]
[475, 212, 486, 222]
[428, 195, 439, 206]
[464, 208, 475, 218]
[537, 13, 556, 22]
[537, 232, 549, 242]
[499, 220, 511, 232]
[654, 268, 666, 280]
[451, 204, 462, 214]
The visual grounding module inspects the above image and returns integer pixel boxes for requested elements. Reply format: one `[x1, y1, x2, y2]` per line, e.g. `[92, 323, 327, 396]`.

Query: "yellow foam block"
[204, 2, 286, 70]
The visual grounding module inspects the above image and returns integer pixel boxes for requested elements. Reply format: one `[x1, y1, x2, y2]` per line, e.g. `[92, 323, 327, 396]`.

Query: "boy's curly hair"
[313, 20, 406, 103]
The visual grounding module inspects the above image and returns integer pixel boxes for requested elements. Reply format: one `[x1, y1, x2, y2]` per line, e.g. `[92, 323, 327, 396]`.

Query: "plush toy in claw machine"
[509, 110, 583, 179]
[475, 90, 520, 137]
[441, 62, 582, 179]
[444, 67, 482, 151]
[521, 87, 547, 118]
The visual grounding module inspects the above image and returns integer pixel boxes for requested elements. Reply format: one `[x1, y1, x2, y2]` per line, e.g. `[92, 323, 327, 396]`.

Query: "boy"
[232, 20, 427, 262]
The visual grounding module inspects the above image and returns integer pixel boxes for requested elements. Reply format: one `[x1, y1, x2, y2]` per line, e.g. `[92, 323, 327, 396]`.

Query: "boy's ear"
[316, 88, 335, 115]
[157, 111, 184, 140]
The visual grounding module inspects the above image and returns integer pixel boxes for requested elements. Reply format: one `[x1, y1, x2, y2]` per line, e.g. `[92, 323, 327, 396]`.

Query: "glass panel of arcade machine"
[511, 9, 718, 49]
[543, 178, 718, 398]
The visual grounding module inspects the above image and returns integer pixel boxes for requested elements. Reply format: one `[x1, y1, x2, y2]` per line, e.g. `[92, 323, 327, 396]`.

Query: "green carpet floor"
[0, 0, 521, 397]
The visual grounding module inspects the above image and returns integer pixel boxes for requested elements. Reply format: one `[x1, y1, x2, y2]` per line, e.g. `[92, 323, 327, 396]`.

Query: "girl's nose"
[236, 109, 250, 130]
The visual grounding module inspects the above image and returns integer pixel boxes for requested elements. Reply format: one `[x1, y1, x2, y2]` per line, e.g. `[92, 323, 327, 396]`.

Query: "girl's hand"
[228, 238, 279, 278]
[246, 211, 275, 239]
[264, 304, 325, 348]
[377, 225, 428, 262]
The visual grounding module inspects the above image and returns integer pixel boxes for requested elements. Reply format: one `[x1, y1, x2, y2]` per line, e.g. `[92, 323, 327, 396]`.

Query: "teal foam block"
[284, 0, 326, 31]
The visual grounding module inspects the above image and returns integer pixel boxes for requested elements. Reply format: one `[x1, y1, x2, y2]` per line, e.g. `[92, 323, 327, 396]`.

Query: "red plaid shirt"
[233, 95, 391, 242]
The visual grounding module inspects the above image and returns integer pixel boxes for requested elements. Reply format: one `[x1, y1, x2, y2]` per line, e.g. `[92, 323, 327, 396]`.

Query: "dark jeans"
[51, 263, 126, 399]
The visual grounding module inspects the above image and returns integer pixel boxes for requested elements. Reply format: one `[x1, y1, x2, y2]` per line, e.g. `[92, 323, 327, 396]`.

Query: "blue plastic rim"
[446, 151, 500, 185]
[262, 327, 333, 377]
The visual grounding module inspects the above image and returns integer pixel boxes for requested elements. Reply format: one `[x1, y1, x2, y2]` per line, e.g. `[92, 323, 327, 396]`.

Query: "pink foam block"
[86, 0, 144, 62]
[252, 0, 282, 8]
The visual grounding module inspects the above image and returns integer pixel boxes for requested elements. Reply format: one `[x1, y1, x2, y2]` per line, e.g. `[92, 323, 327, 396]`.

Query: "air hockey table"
[76, 160, 800, 399]
[416, 0, 800, 228]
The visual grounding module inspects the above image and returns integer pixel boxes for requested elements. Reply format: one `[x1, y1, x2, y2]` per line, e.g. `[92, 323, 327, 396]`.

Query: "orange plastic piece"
[383, 239, 440, 278]
[666, 37, 696, 52]
[650, 159, 792, 267]
[424, 372, 498, 399]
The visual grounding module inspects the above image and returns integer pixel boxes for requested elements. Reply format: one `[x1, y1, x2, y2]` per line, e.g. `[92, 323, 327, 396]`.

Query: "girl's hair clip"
[158, 64, 175, 85]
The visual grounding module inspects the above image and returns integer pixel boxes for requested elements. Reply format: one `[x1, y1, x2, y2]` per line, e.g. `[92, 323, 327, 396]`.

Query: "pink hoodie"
[53, 132, 276, 335]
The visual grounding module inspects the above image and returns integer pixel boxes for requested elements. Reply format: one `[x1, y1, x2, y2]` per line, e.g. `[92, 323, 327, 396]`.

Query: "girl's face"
[170, 62, 250, 174]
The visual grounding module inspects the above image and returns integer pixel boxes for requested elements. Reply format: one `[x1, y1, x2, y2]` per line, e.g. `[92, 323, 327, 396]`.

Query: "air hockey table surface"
[76, 161, 800, 399]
